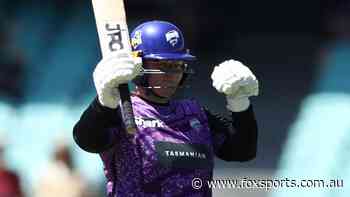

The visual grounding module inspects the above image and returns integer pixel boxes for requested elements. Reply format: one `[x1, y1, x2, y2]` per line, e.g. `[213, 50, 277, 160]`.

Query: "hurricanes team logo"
[190, 118, 202, 130]
[165, 30, 180, 47]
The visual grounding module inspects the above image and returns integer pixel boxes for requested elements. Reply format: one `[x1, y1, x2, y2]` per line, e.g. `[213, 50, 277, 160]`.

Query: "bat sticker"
[105, 23, 124, 51]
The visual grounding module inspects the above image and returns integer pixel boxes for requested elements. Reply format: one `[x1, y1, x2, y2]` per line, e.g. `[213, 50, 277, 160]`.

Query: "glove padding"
[211, 59, 259, 112]
[93, 52, 142, 109]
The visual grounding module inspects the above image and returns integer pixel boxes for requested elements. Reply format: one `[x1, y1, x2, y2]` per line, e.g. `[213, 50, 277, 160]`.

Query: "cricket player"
[73, 21, 259, 196]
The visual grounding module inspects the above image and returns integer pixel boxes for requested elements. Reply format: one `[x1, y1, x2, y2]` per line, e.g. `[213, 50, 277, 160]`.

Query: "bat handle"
[118, 83, 137, 135]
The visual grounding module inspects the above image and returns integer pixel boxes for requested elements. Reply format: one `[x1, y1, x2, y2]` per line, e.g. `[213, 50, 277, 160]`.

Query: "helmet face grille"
[133, 60, 195, 89]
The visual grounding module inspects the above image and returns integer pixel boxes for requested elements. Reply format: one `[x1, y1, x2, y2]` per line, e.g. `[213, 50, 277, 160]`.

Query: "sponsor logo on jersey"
[155, 141, 212, 169]
[164, 150, 207, 159]
[165, 30, 180, 47]
[135, 117, 165, 128]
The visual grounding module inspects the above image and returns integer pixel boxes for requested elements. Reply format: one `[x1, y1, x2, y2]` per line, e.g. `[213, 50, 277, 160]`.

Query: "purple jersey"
[100, 96, 215, 196]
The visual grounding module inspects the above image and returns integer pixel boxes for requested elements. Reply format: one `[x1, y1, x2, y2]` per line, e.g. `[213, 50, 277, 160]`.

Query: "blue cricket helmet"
[130, 21, 196, 61]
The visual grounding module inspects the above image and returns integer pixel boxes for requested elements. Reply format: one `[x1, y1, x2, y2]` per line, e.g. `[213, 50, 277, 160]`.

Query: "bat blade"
[91, 0, 137, 134]
[91, 0, 132, 57]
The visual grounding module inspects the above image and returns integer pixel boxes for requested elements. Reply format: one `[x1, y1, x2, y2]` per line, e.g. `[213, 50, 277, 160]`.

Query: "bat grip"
[118, 83, 137, 135]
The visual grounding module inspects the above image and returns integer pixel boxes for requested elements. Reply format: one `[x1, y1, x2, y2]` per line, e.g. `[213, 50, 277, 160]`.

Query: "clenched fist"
[211, 59, 259, 112]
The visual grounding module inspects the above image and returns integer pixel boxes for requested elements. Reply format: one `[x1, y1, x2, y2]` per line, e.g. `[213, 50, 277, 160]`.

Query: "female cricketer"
[73, 20, 259, 197]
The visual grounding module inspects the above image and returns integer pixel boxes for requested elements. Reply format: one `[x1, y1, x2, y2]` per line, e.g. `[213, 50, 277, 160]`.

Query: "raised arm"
[209, 59, 259, 161]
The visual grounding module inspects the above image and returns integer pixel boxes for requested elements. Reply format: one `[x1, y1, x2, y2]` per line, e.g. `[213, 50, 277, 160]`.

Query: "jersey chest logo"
[189, 118, 202, 131]
[155, 141, 213, 169]
[135, 117, 165, 128]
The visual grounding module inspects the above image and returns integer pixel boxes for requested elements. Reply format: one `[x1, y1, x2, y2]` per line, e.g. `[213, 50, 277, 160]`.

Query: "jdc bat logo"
[105, 23, 124, 51]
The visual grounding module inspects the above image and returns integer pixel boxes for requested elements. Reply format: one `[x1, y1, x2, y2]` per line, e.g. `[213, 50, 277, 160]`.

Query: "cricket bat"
[91, 0, 137, 134]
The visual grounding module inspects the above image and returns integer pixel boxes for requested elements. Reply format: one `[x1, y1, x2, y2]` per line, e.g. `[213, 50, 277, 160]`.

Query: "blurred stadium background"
[0, 0, 349, 196]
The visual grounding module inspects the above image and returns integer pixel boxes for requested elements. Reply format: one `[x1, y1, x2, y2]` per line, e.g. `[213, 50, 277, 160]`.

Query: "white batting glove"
[211, 59, 259, 112]
[93, 52, 142, 109]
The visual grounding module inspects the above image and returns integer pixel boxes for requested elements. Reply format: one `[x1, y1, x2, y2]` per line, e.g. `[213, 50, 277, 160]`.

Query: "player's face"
[145, 60, 185, 98]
